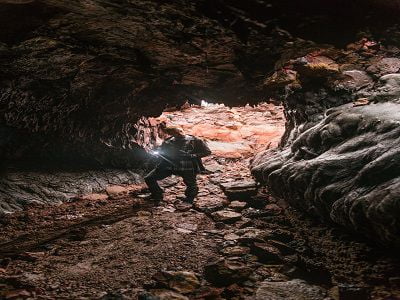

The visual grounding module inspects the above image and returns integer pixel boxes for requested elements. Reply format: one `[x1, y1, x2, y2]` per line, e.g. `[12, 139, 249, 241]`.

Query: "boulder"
[252, 101, 400, 247]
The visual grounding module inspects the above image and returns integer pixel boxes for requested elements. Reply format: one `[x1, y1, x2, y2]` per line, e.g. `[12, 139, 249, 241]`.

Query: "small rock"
[204, 163, 223, 173]
[221, 246, 251, 257]
[353, 98, 369, 107]
[153, 271, 200, 294]
[263, 204, 282, 215]
[194, 197, 226, 213]
[236, 228, 270, 244]
[137, 211, 152, 217]
[229, 201, 247, 211]
[251, 243, 282, 263]
[211, 210, 242, 224]
[224, 233, 240, 241]
[175, 203, 193, 212]
[106, 185, 129, 199]
[220, 180, 258, 200]
[234, 217, 253, 229]
[204, 258, 253, 286]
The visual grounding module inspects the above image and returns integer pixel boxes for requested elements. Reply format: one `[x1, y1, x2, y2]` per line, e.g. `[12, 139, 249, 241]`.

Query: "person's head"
[162, 126, 185, 137]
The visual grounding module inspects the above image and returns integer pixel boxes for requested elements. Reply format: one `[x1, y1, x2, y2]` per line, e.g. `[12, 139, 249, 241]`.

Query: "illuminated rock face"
[251, 43, 400, 247]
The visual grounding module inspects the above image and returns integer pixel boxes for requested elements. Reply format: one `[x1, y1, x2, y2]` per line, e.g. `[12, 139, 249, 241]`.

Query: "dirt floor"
[1, 103, 399, 299]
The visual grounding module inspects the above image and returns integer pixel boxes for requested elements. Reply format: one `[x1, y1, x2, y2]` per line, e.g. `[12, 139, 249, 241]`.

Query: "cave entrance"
[137, 100, 285, 171]
[157, 101, 285, 159]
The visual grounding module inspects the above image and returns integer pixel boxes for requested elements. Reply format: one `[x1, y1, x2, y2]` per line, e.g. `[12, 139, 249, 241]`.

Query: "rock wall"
[0, 168, 142, 213]
[251, 39, 400, 247]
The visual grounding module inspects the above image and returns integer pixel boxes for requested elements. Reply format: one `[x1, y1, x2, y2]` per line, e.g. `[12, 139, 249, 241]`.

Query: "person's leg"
[144, 168, 172, 200]
[181, 172, 198, 203]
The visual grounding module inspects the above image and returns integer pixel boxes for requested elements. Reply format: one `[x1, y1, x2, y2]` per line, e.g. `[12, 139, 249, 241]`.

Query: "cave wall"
[251, 38, 400, 247]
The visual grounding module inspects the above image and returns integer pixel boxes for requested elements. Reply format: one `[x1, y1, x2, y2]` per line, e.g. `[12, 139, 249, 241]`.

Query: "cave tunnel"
[1, 0, 400, 299]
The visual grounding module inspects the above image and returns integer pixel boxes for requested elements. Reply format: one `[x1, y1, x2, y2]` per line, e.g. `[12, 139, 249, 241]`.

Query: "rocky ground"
[0, 104, 399, 299]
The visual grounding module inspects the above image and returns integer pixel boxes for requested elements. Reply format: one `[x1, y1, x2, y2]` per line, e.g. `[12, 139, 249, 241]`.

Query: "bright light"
[201, 100, 210, 107]
[150, 150, 160, 156]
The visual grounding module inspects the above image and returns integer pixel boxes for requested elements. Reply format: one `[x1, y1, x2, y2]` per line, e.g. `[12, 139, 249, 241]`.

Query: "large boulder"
[252, 47, 400, 247]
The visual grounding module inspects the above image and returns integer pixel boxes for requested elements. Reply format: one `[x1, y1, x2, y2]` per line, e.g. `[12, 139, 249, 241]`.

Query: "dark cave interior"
[1, 0, 400, 299]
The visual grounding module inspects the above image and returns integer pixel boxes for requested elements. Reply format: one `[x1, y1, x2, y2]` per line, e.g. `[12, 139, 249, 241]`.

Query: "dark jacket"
[158, 135, 211, 173]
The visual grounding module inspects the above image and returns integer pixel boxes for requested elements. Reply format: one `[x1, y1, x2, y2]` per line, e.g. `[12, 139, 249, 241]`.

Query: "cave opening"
[132, 100, 286, 203]
[136, 100, 285, 161]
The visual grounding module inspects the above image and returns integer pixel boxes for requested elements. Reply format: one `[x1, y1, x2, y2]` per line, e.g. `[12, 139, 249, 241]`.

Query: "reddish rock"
[229, 201, 247, 211]
[211, 210, 242, 224]
[221, 246, 251, 257]
[105, 185, 130, 199]
[81, 193, 109, 201]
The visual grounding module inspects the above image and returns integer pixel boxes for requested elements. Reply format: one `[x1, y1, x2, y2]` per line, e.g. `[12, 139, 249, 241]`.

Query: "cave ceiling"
[0, 0, 399, 164]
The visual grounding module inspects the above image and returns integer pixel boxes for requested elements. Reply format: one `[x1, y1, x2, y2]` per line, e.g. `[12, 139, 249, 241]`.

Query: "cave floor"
[0, 104, 399, 299]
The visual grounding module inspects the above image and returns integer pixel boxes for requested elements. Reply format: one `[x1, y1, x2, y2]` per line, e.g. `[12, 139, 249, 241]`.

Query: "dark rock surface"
[0, 168, 141, 213]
